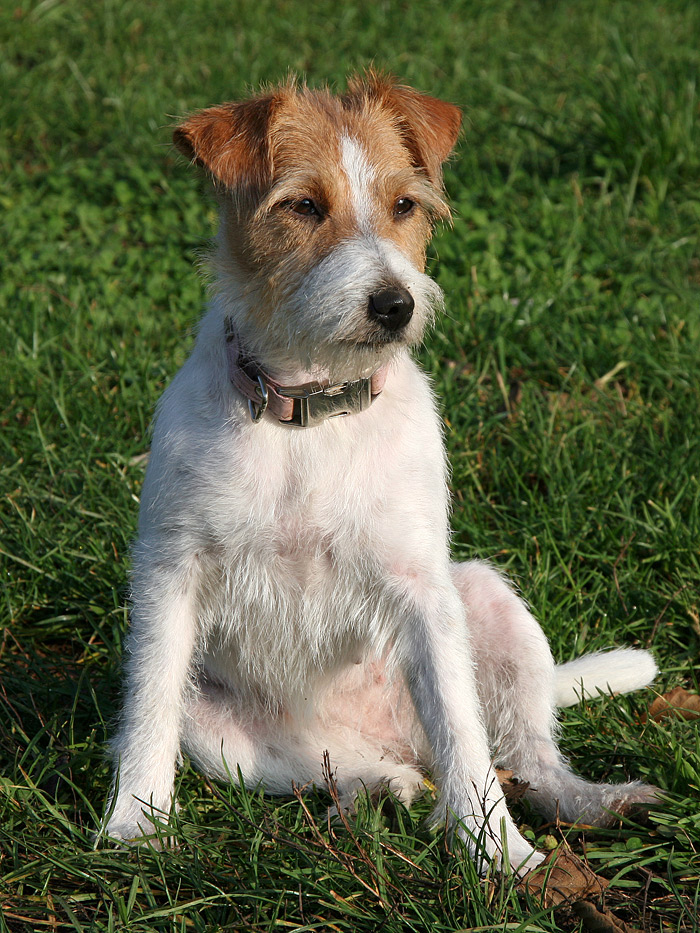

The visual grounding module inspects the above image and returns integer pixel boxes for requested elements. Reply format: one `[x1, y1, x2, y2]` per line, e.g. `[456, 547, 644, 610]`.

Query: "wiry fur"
[103, 74, 658, 874]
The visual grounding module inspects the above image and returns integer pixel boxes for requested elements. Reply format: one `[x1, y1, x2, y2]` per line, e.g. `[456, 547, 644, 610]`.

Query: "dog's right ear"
[173, 95, 278, 194]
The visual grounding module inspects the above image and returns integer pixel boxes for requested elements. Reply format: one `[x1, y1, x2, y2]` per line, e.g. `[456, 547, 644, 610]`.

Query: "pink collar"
[226, 331, 388, 428]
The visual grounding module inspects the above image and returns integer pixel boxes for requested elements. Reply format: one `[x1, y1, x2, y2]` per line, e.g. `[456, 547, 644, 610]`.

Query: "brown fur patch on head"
[344, 71, 462, 187]
[173, 73, 461, 205]
[175, 77, 461, 333]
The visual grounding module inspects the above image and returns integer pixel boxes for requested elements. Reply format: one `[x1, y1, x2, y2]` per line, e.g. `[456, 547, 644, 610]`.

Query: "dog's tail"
[554, 648, 657, 708]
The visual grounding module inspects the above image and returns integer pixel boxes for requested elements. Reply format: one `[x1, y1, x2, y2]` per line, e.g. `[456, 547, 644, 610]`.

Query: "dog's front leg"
[102, 550, 199, 843]
[396, 576, 542, 874]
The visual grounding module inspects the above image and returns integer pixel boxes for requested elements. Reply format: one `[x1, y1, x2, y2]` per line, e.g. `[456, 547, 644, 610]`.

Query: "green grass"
[2, 0, 700, 930]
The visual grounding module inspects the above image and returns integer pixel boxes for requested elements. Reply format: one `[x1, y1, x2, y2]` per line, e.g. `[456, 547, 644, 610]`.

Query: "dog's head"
[174, 74, 461, 377]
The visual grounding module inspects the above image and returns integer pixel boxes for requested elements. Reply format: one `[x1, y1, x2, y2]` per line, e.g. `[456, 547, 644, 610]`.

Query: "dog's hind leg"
[451, 560, 659, 825]
[181, 678, 426, 809]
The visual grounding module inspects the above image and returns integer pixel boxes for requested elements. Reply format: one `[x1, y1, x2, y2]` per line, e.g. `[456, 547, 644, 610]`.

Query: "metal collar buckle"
[226, 320, 385, 428]
[279, 377, 373, 427]
[247, 375, 269, 423]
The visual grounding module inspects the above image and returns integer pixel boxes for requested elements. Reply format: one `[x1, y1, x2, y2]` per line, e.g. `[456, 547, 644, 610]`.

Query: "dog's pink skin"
[103, 76, 658, 872]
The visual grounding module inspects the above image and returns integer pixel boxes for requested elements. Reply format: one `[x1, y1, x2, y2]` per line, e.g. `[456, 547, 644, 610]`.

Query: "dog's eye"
[291, 198, 322, 217]
[394, 197, 415, 217]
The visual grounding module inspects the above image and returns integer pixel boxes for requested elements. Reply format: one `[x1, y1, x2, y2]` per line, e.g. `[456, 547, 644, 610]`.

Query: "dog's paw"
[98, 818, 179, 850]
[527, 767, 663, 827]
[463, 826, 544, 877]
[99, 795, 178, 849]
[328, 764, 426, 820]
[550, 779, 662, 828]
[448, 806, 543, 877]
[98, 819, 147, 846]
[505, 840, 545, 877]
[387, 764, 427, 807]
[591, 781, 662, 825]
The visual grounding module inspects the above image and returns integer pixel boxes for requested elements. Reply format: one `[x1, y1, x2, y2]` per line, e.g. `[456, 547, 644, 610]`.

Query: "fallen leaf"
[495, 768, 530, 803]
[518, 844, 642, 933]
[643, 686, 700, 722]
[519, 844, 607, 908]
[572, 899, 638, 933]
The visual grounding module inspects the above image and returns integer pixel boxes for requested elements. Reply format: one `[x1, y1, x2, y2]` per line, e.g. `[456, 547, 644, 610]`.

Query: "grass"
[1, 0, 699, 929]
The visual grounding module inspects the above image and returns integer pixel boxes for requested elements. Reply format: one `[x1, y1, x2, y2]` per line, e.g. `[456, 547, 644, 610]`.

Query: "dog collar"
[226, 328, 388, 428]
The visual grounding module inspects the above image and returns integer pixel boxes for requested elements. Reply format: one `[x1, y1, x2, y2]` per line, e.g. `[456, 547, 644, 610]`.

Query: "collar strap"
[226, 330, 387, 428]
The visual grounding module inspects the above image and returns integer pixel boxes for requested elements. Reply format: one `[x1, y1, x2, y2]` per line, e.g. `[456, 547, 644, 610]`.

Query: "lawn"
[1, 0, 699, 930]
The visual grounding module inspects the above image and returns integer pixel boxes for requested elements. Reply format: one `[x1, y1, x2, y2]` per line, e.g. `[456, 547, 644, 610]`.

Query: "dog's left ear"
[384, 85, 462, 183]
[349, 74, 462, 185]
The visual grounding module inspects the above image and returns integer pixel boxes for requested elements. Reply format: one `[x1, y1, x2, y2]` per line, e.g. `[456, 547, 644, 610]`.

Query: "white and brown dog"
[104, 74, 658, 872]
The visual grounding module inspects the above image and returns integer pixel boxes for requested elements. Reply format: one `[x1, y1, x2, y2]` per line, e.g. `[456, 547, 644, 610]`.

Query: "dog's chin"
[340, 319, 427, 352]
[355, 333, 414, 350]
[345, 337, 405, 353]
[331, 329, 419, 371]
[246, 313, 428, 380]
[280, 337, 405, 384]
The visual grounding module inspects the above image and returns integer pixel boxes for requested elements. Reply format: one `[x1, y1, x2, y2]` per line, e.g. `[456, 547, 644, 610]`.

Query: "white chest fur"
[138, 341, 449, 705]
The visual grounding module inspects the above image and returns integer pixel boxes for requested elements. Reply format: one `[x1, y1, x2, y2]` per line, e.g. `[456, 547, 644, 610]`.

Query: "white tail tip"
[554, 648, 658, 708]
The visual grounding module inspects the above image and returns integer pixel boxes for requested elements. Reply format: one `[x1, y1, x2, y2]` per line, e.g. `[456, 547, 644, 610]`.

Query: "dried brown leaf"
[519, 845, 641, 933]
[644, 686, 700, 722]
[572, 899, 639, 933]
[519, 844, 607, 908]
[495, 767, 530, 803]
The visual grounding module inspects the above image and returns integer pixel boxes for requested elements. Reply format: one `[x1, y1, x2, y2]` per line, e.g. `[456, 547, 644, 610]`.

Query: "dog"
[103, 74, 659, 873]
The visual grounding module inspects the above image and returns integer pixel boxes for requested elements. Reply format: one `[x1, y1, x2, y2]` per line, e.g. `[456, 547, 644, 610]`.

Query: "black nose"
[368, 286, 414, 332]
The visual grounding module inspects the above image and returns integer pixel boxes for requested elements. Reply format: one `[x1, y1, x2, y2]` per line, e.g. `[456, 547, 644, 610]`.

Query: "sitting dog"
[104, 74, 658, 872]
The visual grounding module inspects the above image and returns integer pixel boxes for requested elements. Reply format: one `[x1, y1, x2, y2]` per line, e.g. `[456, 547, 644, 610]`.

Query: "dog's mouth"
[335, 332, 416, 356]
[355, 320, 429, 350]
[347, 329, 411, 347]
